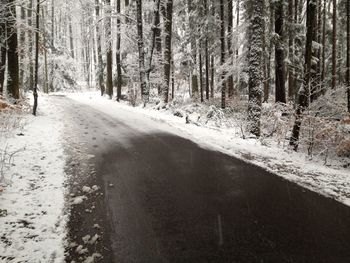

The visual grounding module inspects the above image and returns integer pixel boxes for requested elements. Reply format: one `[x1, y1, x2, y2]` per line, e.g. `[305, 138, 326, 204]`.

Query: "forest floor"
[0, 95, 67, 262]
[68, 91, 350, 207]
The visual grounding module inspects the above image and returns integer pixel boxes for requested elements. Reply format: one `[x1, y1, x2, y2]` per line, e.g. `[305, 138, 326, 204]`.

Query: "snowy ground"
[67, 92, 350, 207]
[0, 95, 67, 262]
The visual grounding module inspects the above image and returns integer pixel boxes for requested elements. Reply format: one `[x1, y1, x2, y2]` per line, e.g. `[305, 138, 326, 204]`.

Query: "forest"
[1, 0, 350, 262]
[1, 0, 350, 157]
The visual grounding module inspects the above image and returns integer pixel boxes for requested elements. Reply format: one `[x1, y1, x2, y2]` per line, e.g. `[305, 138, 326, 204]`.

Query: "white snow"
[67, 92, 350, 207]
[0, 94, 67, 262]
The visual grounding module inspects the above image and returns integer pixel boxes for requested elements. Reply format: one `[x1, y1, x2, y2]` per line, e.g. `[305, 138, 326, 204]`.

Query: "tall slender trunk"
[28, 0, 34, 90]
[288, 0, 295, 102]
[227, 0, 234, 98]
[33, 0, 40, 115]
[51, 0, 54, 46]
[332, 0, 337, 89]
[204, 0, 209, 100]
[346, 0, 350, 112]
[146, 0, 161, 82]
[116, 0, 122, 101]
[136, 0, 148, 104]
[321, 0, 326, 87]
[95, 0, 105, 96]
[290, 0, 317, 150]
[199, 42, 203, 102]
[105, 0, 113, 99]
[247, 0, 264, 137]
[69, 14, 74, 58]
[220, 0, 226, 109]
[275, 0, 286, 103]
[0, 10, 6, 95]
[7, 0, 20, 100]
[163, 0, 173, 103]
[188, 0, 198, 98]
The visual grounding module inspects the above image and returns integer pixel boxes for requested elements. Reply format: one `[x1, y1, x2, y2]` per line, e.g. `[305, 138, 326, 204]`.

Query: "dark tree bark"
[220, 0, 226, 109]
[95, 0, 105, 96]
[105, 0, 113, 99]
[188, 0, 198, 98]
[33, 0, 40, 115]
[69, 14, 74, 58]
[288, 0, 295, 101]
[332, 0, 337, 89]
[199, 42, 203, 102]
[247, 0, 264, 137]
[275, 0, 286, 103]
[147, 0, 161, 82]
[321, 0, 326, 87]
[290, 0, 317, 150]
[0, 10, 6, 95]
[204, 0, 209, 100]
[227, 0, 234, 98]
[7, 0, 20, 100]
[136, 0, 148, 104]
[347, 0, 350, 112]
[51, 0, 54, 47]
[116, 0, 122, 101]
[163, 0, 173, 103]
[28, 0, 34, 91]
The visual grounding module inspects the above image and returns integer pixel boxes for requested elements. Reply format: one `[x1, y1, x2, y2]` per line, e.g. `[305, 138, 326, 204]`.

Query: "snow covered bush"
[0, 97, 27, 184]
[298, 87, 350, 163]
[48, 53, 79, 92]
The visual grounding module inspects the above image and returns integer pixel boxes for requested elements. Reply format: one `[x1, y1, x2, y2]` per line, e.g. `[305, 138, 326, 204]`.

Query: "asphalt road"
[56, 96, 350, 263]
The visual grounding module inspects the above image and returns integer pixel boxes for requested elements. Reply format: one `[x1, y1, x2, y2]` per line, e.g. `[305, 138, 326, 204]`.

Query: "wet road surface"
[56, 96, 350, 263]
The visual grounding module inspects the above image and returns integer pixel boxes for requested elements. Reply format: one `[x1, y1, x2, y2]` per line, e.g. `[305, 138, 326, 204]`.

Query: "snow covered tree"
[246, 0, 264, 137]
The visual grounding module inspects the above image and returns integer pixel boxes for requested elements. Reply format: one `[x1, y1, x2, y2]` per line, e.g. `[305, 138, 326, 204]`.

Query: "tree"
[95, 0, 105, 96]
[290, 0, 317, 150]
[275, 0, 286, 103]
[227, 0, 234, 98]
[116, 0, 122, 101]
[332, 0, 337, 89]
[346, 0, 350, 112]
[136, 0, 148, 105]
[33, 0, 40, 115]
[246, 0, 264, 137]
[0, 6, 6, 95]
[105, 0, 113, 99]
[7, 0, 20, 100]
[163, 0, 173, 103]
[220, 0, 226, 109]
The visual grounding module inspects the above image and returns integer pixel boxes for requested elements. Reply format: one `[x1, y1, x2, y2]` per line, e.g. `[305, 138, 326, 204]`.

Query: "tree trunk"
[33, 0, 40, 115]
[105, 0, 113, 99]
[7, 0, 20, 100]
[95, 0, 105, 96]
[116, 0, 122, 101]
[199, 42, 203, 102]
[146, 0, 161, 82]
[188, 0, 198, 98]
[290, 0, 317, 150]
[204, 0, 209, 100]
[163, 0, 173, 103]
[247, 0, 264, 137]
[227, 0, 234, 98]
[332, 0, 337, 89]
[275, 0, 286, 103]
[136, 0, 148, 105]
[220, 0, 226, 109]
[347, 0, 350, 112]
[288, 0, 295, 102]
[28, 0, 34, 91]
[69, 14, 74, 58]
[0, 12, 6, 95]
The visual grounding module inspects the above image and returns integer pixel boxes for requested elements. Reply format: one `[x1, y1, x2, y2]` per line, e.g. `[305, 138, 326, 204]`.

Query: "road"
[55, 96, 350, 263]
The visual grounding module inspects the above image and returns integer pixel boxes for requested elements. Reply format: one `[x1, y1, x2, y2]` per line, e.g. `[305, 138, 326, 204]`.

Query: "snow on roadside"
[0, 94, 67, 262]
[67, 92, 350, 207]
